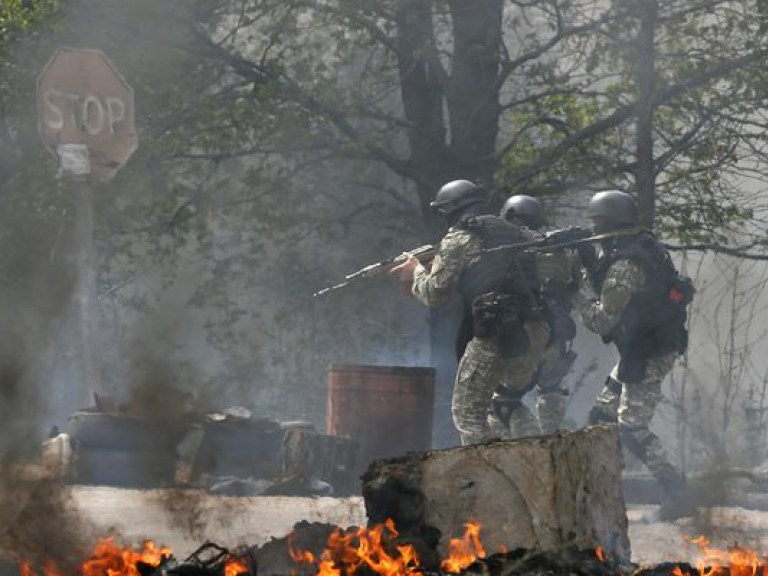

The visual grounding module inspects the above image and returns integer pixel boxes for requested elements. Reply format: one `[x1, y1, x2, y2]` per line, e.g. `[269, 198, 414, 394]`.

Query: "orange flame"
[290, 518, 421, 576]
[595, 545, 605, 562]
[441, 521, 486, 574]
[225, 558, 250, 576]
[687, 535, 767, 576]
[82, 537, 172, 576]
[21, 537, 172, 576]
[20, 561, 34, 576]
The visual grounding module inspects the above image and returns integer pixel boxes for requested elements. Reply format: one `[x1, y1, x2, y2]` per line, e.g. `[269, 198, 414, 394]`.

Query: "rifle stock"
[313, 244, 436, 298]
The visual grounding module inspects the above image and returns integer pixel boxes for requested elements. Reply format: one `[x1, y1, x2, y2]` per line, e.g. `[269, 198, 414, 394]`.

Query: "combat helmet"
[587, 190, 638, 231]
[430, 180, 486, 221]
[500, 195, 544, 229]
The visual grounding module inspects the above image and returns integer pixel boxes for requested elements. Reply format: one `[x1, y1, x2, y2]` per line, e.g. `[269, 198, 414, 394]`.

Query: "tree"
[4, 0, 768, 441]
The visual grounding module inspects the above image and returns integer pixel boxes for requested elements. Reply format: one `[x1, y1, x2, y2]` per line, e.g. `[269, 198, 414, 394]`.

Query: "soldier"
[501, 195, 578, 434]
[391, 180, 550, 444]
[573, 189, 694, 517]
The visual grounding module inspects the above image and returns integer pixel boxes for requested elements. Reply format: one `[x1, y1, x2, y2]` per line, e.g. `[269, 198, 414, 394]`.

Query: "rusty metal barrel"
[327, 364, 435, 478]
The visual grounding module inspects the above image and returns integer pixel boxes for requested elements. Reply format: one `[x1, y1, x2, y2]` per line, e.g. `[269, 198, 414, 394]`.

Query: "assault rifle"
[483, 226, 644, 255]
[313, 244, 437, 298]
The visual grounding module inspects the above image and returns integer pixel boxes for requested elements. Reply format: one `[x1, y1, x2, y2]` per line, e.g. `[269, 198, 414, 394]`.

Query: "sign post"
[37, 47, 138, 400]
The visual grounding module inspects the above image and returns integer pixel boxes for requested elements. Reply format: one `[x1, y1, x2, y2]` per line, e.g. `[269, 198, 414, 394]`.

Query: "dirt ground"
[628, 504, 768, 565]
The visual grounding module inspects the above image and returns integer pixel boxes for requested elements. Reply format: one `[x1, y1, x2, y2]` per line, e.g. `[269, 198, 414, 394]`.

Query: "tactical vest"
[593, 232, 691, 382]
[455, 215, 540, 309]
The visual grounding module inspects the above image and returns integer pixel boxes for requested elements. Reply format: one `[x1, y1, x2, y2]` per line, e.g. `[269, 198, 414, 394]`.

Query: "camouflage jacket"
[578, 258, 646, 336]
[412, 227, 480, 307]
[411, 225, 574, 308]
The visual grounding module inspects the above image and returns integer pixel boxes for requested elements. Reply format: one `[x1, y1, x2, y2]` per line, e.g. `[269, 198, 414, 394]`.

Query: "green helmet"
[587, 190, 638, 228]
[500, 195, 544, 229]
[430, 180, 486, 219]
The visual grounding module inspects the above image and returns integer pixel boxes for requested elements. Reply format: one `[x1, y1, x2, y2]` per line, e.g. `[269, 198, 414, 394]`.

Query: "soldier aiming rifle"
[391, 180, 551, 444]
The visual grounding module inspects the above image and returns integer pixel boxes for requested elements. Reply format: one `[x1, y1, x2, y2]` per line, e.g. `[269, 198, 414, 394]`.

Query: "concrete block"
[362, 424, 630, 562]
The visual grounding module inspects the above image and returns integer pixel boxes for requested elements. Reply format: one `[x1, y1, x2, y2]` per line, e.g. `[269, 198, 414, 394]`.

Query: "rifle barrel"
[312, 244, 436, 298]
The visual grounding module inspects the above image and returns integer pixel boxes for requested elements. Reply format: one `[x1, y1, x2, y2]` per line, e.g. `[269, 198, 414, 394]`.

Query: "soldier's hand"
[389, 253, 420, 284]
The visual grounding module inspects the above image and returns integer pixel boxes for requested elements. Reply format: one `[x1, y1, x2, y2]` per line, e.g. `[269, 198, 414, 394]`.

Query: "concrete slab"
[64, 487, 366, 558]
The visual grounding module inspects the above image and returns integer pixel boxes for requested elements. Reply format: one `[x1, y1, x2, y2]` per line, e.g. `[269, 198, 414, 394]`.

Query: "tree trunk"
[394, 0, 449, 220]
[446, 0, 504, 184]
[634, 0, 658, 228]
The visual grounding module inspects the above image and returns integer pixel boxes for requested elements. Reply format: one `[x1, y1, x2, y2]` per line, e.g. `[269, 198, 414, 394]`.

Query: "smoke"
[0, 305, 95, 567]
[2, 478, 94, 573]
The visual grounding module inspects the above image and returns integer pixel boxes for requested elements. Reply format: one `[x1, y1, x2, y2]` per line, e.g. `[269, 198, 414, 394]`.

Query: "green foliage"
[2, 0, 768, 423]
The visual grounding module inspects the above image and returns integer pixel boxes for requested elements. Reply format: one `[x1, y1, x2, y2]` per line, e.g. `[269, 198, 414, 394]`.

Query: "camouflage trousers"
[533, 339, 576, 435]
[453, 320, 550, 445]
[588, 353, 684, 493]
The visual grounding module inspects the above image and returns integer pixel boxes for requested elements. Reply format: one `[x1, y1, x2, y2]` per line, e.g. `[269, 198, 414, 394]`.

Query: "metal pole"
[59, 144, 100, 402]
[74, 178, 99, 398]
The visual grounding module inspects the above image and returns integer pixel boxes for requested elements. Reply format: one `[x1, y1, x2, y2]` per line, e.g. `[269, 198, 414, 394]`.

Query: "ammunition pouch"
[472, 292, 533, 357]
[471, 292, 518, 339]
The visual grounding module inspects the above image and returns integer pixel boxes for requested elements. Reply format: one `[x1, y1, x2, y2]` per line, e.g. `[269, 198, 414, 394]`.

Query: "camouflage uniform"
[578, 255, 684, 492]
[535, 335, 575, 434]
[412, 226, 549, 445]
[532, 250, 580, 434]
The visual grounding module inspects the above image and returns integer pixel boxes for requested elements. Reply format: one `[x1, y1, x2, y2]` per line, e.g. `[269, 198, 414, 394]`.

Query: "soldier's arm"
[412, 228, 479, 307]
[578, 259, 646, 336]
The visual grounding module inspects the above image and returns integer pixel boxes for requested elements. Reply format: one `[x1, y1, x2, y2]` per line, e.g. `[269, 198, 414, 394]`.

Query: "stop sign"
[37, 47, 137, 182]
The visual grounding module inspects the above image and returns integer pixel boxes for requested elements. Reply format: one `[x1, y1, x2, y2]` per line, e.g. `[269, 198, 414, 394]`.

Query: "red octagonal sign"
[37, 47, 137, 182]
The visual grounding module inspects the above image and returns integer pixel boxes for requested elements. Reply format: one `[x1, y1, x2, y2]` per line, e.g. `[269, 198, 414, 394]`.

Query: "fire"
[225, 558, 250, 576]
[441, 521, 486, 573]
[82, 537, 172, 576]
[21, 537, 172, 576]
[687, 535, 767, 576]
[289, 518, 491, 576]
[595, 545, 605, 562]
[289, 518, 421, 576]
